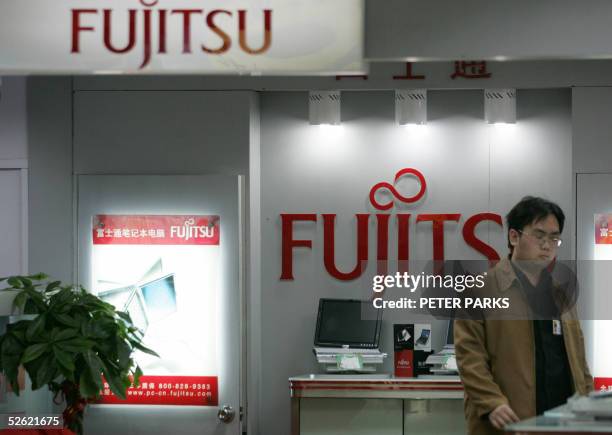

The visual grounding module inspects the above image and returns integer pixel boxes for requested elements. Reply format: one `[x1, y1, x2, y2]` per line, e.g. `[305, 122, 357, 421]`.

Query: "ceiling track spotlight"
[395, 89, 427, 126]
[484, 88, 516, 124]
[309, 90, 341, 125]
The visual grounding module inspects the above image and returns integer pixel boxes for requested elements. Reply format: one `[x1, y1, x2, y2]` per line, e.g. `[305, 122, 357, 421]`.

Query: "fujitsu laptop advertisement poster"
[91, 215, 220, 406]
[394, 324, 432, 377]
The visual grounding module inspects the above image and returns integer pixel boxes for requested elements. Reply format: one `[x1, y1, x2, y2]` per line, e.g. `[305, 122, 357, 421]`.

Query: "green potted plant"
[0, 274, 158, 435]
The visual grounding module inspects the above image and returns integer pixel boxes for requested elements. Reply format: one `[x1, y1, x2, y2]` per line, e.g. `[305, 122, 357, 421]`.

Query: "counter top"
[289, 374, 463, 399]
[506, 405, 612, 434]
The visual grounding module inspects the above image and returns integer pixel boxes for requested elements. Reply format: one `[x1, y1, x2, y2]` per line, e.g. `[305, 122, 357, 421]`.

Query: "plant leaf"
[34, 354, 56, 389]
[26, 273, 48, 281]
[79, 370, 99, 399]
[132, 341, 160, 358]
[133, 365, 143, 387]
[116, 311, 132, 324]
[2, 353, 22, 389]
[10, 329, 26, 344]
[53, 328, 79, 342]
[25, 314, 46, 341]
[83, 350, 104, 390]
[0, 273, 159, 402]
[7, 277, 21, 288]
[116, 339, 131, 368]
[101, 366, 126, 400]
[17, 277, 33, 288]
[45, 281, 61, 292]
[57, 338, 95, 353]
[22, 343, 49, 363]
[12, 291, 28, 311]
[1, 333, 25, 357]
[53, 346, 75, 372]
[52, 313, 79, 328]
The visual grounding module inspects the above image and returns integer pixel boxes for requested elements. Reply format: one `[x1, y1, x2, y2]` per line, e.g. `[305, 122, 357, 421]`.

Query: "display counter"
[289, 374, 465, 435]
[506, 405, 612, 434]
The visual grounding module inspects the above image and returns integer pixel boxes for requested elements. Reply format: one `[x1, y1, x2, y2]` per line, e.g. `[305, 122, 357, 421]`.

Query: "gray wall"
[0, 76, 27, 163]
[28, 78, 73, 281]
[0, 170, 25, 276]
[259, 89, 572, 435]
[0, 77, 28, 277]
[572, 87, 612, 173]
[366, 0, 612, 60]
[73, 91, 252, 175]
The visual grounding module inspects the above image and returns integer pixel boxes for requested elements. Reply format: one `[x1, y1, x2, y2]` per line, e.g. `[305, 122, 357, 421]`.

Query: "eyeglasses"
[517, 229, 563, 247]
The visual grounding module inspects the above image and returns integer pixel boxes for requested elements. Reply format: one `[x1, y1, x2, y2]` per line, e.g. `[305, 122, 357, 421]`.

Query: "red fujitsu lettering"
[158, 9, 167, 53]
[462, 213, 502, 263]
[416, 214, 462, 262]
[280, 214, 316, 280]
[397, 214, 411, 273]
[323, 214, 369, 281]
[103, 9, 137, 53]
[71, 9, 98, 53]
[203, 10, 233, 54]
[238, 10, 272, 54]
[172, 9, 203, 53]
[140, 7, 152, 68]
[376, 214, 391, 275]
[139, 0, 159, 68]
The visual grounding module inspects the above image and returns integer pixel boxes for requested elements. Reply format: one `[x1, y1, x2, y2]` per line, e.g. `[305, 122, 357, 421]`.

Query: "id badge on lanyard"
[552, 319, 563, 336]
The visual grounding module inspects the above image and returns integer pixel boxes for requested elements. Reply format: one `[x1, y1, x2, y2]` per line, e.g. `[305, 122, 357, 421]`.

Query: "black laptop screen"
[314, 299, 382, 348]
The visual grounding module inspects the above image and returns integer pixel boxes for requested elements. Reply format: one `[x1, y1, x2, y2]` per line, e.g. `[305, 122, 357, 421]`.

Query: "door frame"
[0, 160, 28, 275]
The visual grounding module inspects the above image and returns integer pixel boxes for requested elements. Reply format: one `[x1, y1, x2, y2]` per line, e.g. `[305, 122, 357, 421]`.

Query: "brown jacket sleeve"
[578, 324, 594, 393]
[454, 319, 509, 418]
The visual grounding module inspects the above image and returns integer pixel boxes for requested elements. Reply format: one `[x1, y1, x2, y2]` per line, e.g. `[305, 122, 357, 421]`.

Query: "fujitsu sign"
[0, 0, 365, 74]
[71, 2, 272, 70]
[281, 168, 503, 281]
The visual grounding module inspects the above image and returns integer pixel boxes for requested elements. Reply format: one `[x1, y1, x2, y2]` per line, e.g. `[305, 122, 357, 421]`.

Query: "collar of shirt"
[510, 260, 559, 318]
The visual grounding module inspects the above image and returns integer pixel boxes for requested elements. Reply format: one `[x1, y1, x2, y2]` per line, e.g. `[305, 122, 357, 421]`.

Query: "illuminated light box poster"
[91, 215, 220, 406]
[595, 213, 612, 245]
[593, 214, 612, 391]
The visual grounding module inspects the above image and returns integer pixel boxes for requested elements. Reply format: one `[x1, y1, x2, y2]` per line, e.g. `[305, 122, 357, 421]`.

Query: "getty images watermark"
[371, 270, 510, 311]
[356, 260, 612, 321]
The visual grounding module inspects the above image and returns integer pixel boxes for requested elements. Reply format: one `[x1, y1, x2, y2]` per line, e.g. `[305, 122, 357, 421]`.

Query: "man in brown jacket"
[455, 197, 593, 435]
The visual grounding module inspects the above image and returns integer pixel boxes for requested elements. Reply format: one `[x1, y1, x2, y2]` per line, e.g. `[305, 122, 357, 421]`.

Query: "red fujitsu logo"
[71, 1, 273, 70]
[280, 168, 503, 281]
[369, 168, 427, 210]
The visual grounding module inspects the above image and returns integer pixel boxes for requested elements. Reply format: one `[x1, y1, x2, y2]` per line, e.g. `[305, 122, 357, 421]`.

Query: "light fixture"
[309, 90, 341, 125]
[484, 88, 516, 124]
[395, 89, 427, 126]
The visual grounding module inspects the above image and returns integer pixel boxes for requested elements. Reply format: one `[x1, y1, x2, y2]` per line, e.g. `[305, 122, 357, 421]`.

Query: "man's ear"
[508, 229, 520, 247]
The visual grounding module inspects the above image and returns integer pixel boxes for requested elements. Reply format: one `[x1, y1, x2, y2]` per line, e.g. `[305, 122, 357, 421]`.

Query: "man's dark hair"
[506, 196, 565, 253]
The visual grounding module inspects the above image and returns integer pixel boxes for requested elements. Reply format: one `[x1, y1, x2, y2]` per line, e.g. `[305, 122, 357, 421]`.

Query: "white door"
[76, 174, 243, 435]
[0, 169, 26, 277]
